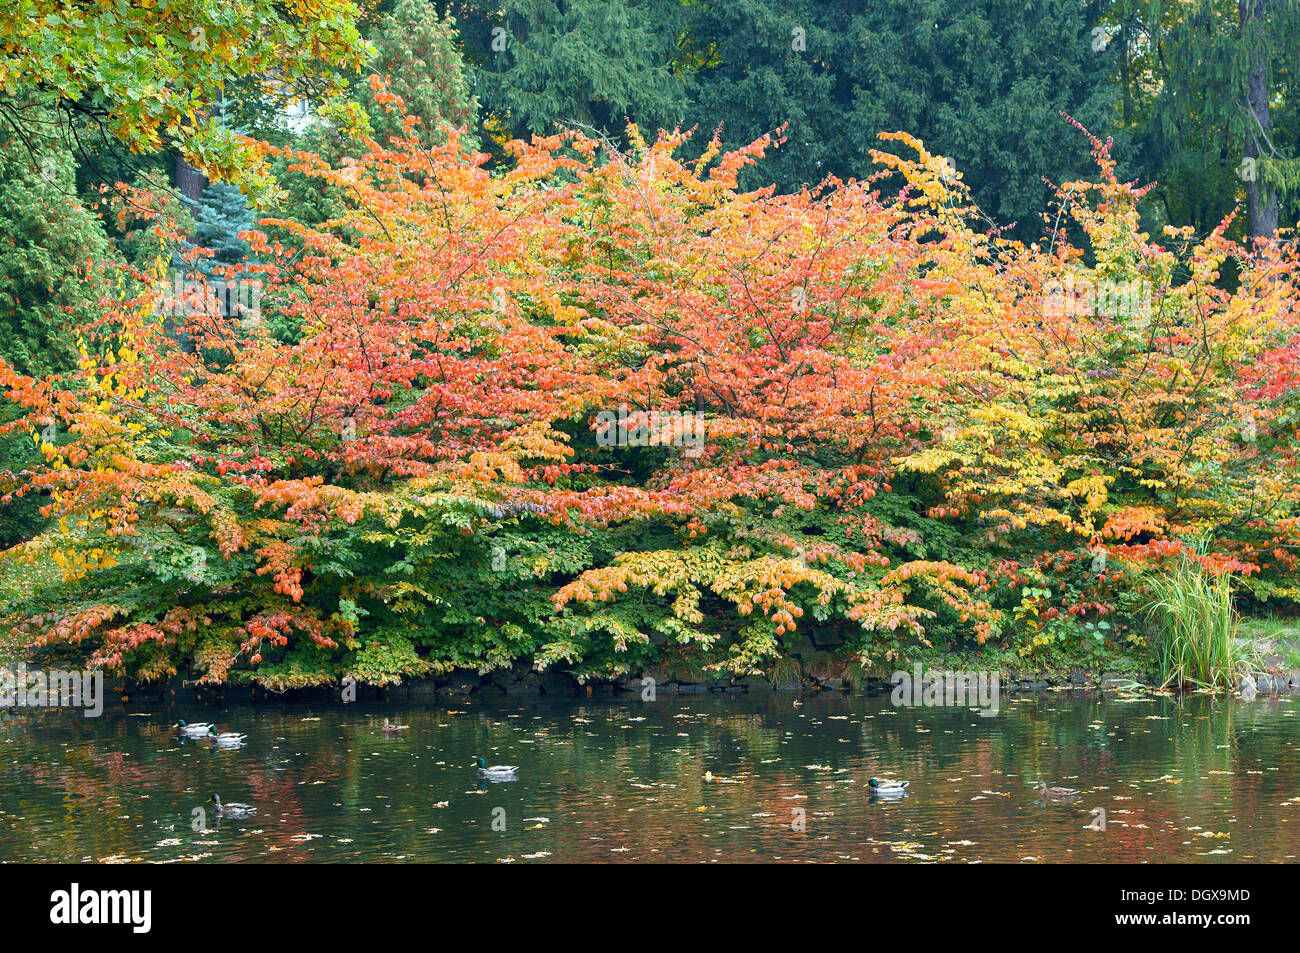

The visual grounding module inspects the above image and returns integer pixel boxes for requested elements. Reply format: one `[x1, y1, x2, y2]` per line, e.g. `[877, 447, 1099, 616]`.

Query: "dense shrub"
[1, 111, 1297, 686]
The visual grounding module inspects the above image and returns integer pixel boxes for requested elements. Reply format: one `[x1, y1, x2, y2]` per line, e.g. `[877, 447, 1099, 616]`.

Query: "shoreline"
[45, 662, 1300, 709]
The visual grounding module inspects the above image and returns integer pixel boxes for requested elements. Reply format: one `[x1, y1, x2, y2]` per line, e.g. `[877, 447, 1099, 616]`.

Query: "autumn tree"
[0, 0, 369, 204]
[0, 95, 1296, 687]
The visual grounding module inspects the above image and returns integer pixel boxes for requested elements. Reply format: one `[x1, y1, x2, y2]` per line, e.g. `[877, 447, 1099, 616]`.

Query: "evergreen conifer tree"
[370, 0, 480, 149]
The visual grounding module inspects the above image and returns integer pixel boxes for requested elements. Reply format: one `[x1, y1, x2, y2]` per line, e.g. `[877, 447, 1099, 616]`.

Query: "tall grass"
[769, 657, 802, 685]
[1143, 559, 1255, 691]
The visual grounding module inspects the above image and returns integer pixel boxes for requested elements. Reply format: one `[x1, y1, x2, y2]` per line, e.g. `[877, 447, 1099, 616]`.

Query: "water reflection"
[0, 691, 1296, 862]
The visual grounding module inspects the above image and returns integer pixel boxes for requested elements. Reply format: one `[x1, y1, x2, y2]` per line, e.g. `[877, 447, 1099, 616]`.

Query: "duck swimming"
[211, 794, 256, 817]
[207, 730, 247, 748]
[868, 778, 909, 796]
[475, 757, 518, 780]
[1036, 781, 1080, 799]
[177, 720, 214, 737]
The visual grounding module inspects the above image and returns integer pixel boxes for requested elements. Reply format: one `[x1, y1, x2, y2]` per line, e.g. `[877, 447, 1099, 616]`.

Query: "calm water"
[1, 690, 1297, 863]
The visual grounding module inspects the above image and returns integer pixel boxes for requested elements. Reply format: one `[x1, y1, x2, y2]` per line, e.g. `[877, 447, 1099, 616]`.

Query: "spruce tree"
[183, 182, 254, 275]
[370, 0, 480, 149]
[1107, 0, 1300, 239]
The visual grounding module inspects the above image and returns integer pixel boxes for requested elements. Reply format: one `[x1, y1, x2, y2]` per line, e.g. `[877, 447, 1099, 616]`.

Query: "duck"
[868, 778, 909, 796]
[475, 757, 518, 780]
[206, 730, 247, 747]
[381, 718, 409, 732]
[1036, 781, 1080, 799]
[211, 794, 256, 817]
[177, 720, 215, 737]
[1239, 675, 1258, 702]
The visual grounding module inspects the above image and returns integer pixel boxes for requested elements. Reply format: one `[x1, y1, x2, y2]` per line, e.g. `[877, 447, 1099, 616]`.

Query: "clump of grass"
[768, 657, 802, 685]
[840, 659, 866, 691]
[1143, 559, 1256, 691]
[804, 650, 841, 681]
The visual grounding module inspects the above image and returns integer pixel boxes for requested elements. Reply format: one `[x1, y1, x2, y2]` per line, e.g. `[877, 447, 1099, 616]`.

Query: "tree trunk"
[1120, 19, 1130, 127]
[174, 153, 207, 205]
[1240, 0, 1278, 240]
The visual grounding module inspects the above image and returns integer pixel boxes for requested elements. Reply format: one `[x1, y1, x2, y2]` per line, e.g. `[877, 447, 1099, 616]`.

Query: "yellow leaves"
[1065, 473, 1112, 515]
[897, 447, 965, 475]
[50, 545, 118, 583]
[458, 451, 525, 484]
[499, 424, 574, 465]
[555, 545, 845, 641]
[877, 560, 999, 642]
[969, 404, 1043, 440]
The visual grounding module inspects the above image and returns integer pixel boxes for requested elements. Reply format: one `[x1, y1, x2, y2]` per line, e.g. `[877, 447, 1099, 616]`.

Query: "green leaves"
[1, 0, 369, 204]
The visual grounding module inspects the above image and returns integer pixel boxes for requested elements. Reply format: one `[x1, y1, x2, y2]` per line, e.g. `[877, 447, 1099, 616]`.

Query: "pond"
[1, 689, 1297, 863]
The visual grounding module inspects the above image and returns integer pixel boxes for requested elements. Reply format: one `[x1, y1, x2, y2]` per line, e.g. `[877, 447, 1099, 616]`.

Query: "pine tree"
[465, 0, 689, 142]
[1108, 0, 1300, 239]
[370, 0, 480, 149]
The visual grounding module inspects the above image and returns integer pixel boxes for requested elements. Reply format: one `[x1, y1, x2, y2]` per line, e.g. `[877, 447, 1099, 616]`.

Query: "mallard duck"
[211, 794, 256, 817]
[868, 778, 909, 796]
[381, 718, 409, 732]
[1036, 781, 1080, 799]
[475, 757, 518, 780]
[206, 730, 247, 747]
[177, 720, 214, 737]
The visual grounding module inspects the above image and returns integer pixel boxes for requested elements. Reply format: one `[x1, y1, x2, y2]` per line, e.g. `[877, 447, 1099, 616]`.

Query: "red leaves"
[255, 542, 305, 603]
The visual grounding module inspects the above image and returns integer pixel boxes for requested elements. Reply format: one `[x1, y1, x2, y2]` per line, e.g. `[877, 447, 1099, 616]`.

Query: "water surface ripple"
[1, 691, 1296, 862]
